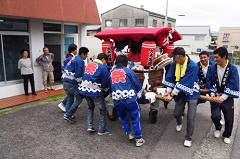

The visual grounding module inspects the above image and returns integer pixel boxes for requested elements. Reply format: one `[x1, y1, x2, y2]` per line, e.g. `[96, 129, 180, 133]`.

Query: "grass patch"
[0, 107, 22, 115]
[43, 93, 65, 102]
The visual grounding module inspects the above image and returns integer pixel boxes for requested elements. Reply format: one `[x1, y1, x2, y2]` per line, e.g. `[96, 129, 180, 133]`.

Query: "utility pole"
[164, 0, 168, 27]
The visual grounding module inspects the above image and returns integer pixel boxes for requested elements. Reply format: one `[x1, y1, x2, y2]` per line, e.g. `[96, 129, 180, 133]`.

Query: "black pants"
[22, 74, 36, 94]
[210, 98, 234, 138]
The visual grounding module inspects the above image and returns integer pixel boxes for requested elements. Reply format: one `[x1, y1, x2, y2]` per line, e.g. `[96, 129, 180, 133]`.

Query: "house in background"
[0, 0, 100, 99]
[217, 27, 240, 64]
[173, 26, 212, 54]
[101, 4, 176, 30]
[217, 27, 240, 52]
[87, 25, 101, 37]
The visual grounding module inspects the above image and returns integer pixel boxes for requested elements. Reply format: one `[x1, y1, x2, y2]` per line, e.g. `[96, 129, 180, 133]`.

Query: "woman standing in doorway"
[18, 49, 37, 96]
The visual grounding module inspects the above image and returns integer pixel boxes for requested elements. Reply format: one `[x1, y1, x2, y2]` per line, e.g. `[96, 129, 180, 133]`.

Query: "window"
[64, 25, 78, 34]
[64, 37, 74, 54]
[222, 33, 230, 42]
[87, 31, 98, 36]
[135, 19, 144, 27]
[43, 23, 61, 32]
[168, 23, 171, 27]
[153, 19, 157, 27]
[0, 35, 29, 82]
[195, 35, 204, 41]
[0, 18, 28, 32]
[162, 21, 165, 27]
[105, 20, 112, 27]
[119, 19, 127, 27]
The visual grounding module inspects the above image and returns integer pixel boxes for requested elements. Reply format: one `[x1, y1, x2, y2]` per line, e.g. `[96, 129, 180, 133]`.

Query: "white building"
[174, 26, 212, 54]
[0, 0, 100, 99]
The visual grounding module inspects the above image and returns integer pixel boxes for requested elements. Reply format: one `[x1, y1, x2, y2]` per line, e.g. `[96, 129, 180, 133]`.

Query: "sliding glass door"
[0, 34, 29, 82]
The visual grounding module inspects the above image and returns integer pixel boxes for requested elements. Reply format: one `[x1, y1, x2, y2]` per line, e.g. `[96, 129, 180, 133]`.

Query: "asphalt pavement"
[0, 97, 240, 159]
[0, 100, 174, 159]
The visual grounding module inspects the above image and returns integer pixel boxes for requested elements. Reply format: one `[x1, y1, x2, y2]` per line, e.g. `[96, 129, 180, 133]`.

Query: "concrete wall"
[148, 16, 175, 28]
[101, 5, 149, 29]
[217, 27, 240, 52]
[29, 19, 45, 92]
[174, 34, 211, 53]
[101, 5, 175, 30]
[0, 20, 87, 99]
[85, 36, 102, 59]
[79, 24, 102, 63]
[0, 19, 44, 99]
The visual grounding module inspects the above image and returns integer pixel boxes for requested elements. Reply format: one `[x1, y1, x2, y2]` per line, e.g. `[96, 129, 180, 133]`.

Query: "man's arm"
[36, 55, 42, 64]
[74, 59, 85, 83]
[51, 53, 54, 63]
[101, 66, 110, 89]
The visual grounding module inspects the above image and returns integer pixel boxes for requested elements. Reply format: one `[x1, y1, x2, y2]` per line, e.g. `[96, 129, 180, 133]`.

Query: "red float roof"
[0, 0, 100, 25]
[95, 27, 182, 43]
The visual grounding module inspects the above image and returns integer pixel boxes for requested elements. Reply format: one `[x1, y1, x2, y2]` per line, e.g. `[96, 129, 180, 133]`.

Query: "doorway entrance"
[44, 33, 62, 82]
[44, 33, 78, 84]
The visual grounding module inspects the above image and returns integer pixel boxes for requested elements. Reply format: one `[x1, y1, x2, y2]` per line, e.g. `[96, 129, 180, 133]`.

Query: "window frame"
[105, 20, 112, 27]
[195, 35, 204, 41]
[152, 19, 157, 27]
[0, 18, 29, 32]
[0, 34, 29, 83]
[119, 19, 128, 27]
[135, 18, 144, 27]
[43, 23, 61, 32]
[64, 24, 78, 34]
[222, 33, 230, 42]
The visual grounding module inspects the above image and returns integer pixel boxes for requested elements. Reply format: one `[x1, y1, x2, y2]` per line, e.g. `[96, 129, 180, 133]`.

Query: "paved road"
[1, 97, 239, 159]
[0, 100, 174, 159]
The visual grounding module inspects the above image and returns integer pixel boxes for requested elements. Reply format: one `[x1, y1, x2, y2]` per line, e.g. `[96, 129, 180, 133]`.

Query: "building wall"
[101, 5, 149, 29]
[0, 19, 89, 99]
[174, 26, 212, 54]
[148, 16, 162, 27]
[0, 19, 44, 98]
[217, 27, 240, 52]
[0, 0, 100, 99]
[81, 25, 102, 59]
[85, 36, 102, 59]
[148, 16, 175, 28]
[174, 35, 193, 54]
[101, 5, 176, 30]
[174, 34, 210, 54]
[29, 19, 45, 92]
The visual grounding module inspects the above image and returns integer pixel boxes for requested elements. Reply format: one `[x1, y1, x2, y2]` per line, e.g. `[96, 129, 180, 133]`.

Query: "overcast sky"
[95, 0, 240, 32]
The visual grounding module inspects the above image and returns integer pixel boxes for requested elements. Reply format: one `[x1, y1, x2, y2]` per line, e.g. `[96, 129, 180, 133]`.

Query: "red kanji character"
[111, 69, 126, 84]
[85, 62, 98, 75]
